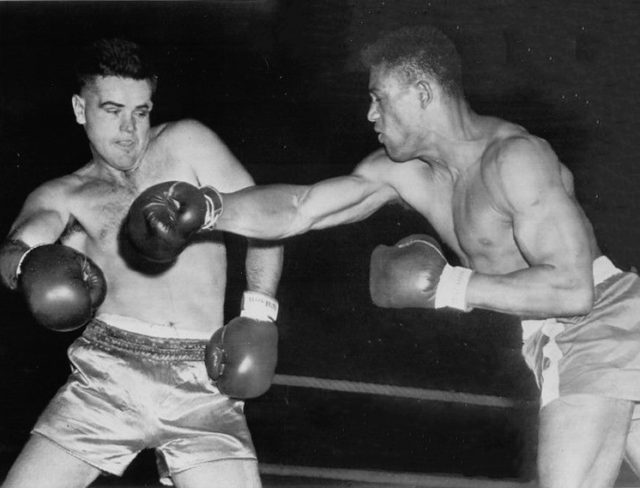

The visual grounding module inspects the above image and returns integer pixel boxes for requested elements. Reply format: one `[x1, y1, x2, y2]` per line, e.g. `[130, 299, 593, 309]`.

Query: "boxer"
[0, 38, 282, 488]
[163, 25, 640, 488]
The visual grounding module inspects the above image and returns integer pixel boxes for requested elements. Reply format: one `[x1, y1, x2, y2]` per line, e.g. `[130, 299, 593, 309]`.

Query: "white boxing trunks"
[522, 256, 640, 410]
[31, 316, 255, 485]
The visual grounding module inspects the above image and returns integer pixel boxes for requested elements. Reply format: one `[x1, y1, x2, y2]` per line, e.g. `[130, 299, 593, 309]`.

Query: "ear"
[71, 94, 86, 125]
[416, 80, 432, 109]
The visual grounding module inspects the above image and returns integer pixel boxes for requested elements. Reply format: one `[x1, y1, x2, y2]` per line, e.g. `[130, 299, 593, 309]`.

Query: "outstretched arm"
[217, 174, 399, 239]
[465, 137, 596, 317]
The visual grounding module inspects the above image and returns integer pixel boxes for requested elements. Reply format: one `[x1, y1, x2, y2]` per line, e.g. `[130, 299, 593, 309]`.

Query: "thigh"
[624, 411, 640, 476]
[2, 434, 101, 488]
[538, 394, 634, 488]
[171, 459, 261, 488]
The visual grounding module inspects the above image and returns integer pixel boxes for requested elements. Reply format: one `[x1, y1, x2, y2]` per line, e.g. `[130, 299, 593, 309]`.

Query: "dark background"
[2, 0, 640, 484]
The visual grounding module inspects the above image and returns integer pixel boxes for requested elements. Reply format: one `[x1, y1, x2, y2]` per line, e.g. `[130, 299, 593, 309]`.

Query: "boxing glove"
[369, 234, 473, 311]
[17, 244, 107, 331]
[126, 181, 223, 263]
[205, 291, 279, 399]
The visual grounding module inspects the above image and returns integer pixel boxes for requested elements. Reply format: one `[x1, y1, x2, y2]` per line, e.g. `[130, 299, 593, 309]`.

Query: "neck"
[87, 143, 148, 185]
[417, 99, 491, 173]
[84, 157, 141, 188]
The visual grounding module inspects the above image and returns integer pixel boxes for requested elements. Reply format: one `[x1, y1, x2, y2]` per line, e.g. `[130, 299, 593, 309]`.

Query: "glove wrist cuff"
[15, 244, 46, 285]
[240, 291, 279, 321]
[200, 186, 224, 230]
[435, 264, 473, 311]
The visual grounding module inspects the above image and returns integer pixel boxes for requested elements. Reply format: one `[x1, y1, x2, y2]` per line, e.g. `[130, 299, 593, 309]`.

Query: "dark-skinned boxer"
[142, 26, 640, 488]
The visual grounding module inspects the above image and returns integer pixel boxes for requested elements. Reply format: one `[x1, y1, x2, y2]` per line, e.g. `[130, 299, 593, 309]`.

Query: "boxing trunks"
[522, 256, 640, 409]
[31, 314, 256, 485]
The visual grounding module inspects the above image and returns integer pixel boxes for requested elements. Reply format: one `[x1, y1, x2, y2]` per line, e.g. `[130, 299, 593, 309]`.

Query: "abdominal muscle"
[94, 240, 227, 336]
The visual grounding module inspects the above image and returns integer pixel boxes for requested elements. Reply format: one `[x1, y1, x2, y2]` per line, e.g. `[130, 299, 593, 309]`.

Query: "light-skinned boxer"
[0, 38, 283, 488]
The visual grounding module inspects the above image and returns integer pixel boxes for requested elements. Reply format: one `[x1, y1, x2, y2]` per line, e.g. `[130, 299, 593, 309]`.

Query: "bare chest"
[451, 172, 524, 271]
[61, 184, 138, 248]
[63, 156, 197, 248]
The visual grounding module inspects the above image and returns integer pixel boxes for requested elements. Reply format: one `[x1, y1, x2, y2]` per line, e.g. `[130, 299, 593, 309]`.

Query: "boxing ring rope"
[259, 374, 535, 486]
[258, 463, 535, 487]
[272, 374, 522, 408]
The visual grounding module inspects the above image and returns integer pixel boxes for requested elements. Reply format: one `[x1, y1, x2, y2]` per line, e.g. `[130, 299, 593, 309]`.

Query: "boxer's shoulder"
[147, 119, 237, 176]
[150, 119, 221, 147]
[357, 147, 392, 167]
[25, 173, 84, 207]
[480, 131, 560, 184]
[355, 148, 440, 186]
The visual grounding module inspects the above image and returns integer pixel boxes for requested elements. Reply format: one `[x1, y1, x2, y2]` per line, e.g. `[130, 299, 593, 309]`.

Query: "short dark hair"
[361, 25, 462, 97]
[74, 38, 158, 93]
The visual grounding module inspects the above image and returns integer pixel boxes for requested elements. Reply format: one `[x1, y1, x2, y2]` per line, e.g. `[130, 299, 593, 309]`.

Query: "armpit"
[58, 217, 84, 243]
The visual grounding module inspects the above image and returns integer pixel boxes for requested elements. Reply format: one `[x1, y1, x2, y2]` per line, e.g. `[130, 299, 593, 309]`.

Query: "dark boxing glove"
[126, 181, 223, 263]
[369, 234, 473, 311]
[17, 244, 107, 331]
[205, 291, 279, 399]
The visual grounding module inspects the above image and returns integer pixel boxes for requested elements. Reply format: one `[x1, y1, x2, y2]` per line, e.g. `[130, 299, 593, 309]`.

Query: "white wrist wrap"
[201, 186, 224, 230]
[435, 264, 473, 311]
[240, 291, 279, 322]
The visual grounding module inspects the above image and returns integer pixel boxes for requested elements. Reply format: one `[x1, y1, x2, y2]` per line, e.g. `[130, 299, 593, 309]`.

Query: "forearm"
[1, 207, 68, 289]
[217, 177, 397, 239]
[0, 239, 30, 290]
[245, 239, 284, 297]
[465, 265, 594, 318]
[217, 185, 303, 239]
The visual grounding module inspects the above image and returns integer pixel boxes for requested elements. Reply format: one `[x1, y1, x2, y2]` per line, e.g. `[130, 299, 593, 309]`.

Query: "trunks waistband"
[82, 319, 207, 361]
[95, 313, 212, 340]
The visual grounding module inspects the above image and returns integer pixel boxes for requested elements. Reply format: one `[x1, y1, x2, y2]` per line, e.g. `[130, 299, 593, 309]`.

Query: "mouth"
[115, 139, 136, 150]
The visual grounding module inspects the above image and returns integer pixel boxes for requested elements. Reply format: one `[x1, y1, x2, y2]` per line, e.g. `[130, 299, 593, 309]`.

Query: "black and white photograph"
[2, 1, 640, 487]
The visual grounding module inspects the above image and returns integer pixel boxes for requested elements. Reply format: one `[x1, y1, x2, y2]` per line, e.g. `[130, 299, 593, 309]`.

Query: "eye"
[135, 109, 150, 118]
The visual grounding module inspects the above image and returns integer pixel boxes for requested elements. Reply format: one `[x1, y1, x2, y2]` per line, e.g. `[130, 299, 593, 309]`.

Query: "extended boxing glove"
[126, 181, 223, 263]
[17, 244, 107, 331]
[369, 234, 473, 311]
[205, 291, 279, 399]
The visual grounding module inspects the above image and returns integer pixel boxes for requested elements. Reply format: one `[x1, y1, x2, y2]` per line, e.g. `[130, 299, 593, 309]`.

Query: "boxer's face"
[72, 75, 153, 171]
[367, 66, 423, 161]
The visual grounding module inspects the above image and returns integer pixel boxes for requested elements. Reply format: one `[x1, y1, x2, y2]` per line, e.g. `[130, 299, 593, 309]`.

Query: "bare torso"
[377, 119, 600, 275]
[55, 123, 228, 334]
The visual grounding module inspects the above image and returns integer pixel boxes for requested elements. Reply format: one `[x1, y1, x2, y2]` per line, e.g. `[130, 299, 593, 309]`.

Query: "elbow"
[280, 190, 316, 238]
[560, 284, 594, 316]
[281, 212, 313, 239]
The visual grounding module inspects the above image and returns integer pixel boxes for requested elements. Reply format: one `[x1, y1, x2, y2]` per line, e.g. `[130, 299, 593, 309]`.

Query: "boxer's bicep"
[1, 185, 71, 289]
[500, 142, 593, 289]
[9, 186, 70, 246]
[296, 176, 398, 231]
[513, 189, 591, 273]
[168, 120, 255, 192]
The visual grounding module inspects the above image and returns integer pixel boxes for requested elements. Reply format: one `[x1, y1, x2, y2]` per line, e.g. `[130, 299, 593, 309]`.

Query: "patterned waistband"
[82, 319, 208, 361]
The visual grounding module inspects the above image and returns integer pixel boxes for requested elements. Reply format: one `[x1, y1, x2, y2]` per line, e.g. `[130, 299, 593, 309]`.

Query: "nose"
[367, 102, 379, 123]
[120, 113, 135, 133]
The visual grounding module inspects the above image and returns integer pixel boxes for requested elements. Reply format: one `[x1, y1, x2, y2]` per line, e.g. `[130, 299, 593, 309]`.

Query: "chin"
[109, 159, 139, 172]
[383, 145, 412, 163]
